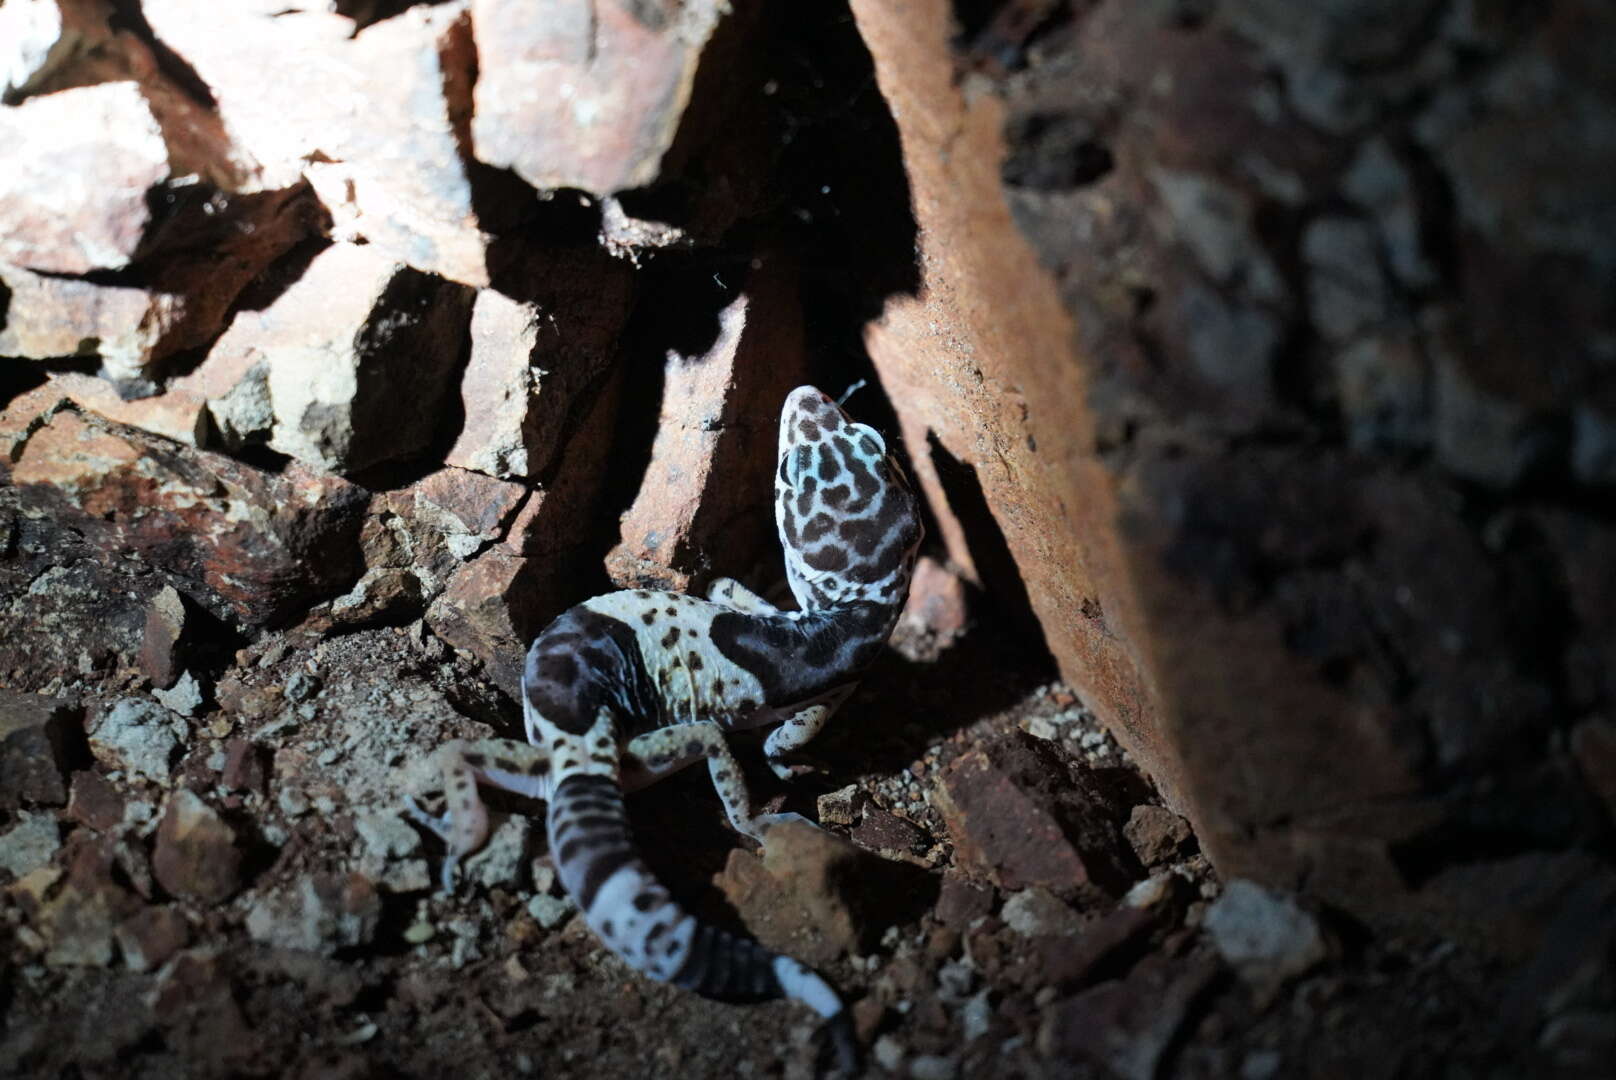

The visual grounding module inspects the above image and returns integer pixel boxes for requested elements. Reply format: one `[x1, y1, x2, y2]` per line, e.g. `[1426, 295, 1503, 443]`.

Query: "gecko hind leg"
[621, 722, 797, 843]
[705, 576, 780, 615]
[402, 738, 555, 893]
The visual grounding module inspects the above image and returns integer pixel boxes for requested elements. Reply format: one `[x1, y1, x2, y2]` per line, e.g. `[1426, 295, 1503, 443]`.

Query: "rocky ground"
[1, 544, 1600, 1078]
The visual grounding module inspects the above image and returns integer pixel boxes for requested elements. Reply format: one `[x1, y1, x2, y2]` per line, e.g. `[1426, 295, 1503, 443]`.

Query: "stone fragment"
[194, 242, 475, 474]
[115, 905, 190, 972]
[1034, 903, 1158, 989]
[36, 880, 120, 967]
[816, 784, 864, 827]
[1123, 805, 1192, 866]
[143, 1, 503, 284]
[152, 790, 242, 904]
[1038, 956, 1218, 1079]
[1204, 879, 1327, 991]
[1001, 887, 1082, 937]
[1572, 405, 1616, 488]
[139, 586, 187, 690]
[411, 468, 527, 559]
[1302, 215, 1389, 343]
[245, 873, 381, 955]
[152, 671, 204, 718]
[355, 811, 430, 894]
[8, 403, 367, 626]
[1148, 168, 1284, 302]
[851, 806, 929, 859]
[66, 770, 126, 832]
[465, 815, 533, 891]
[0, 692, 79, 808]
[1431, 349, 1551, 488]
[0, 80, 168, 273]
[716, 820, 868, 965]
[934, 872, 993, 928]
[219, 740, 268, 795]
[1342, 137, 1436, 288]
[0, 0, 115, 100]
[470, 0, 725, 194]
[1571, 720, 1616, 824]
[894, 556, 970, 659]
[0, 810, 62, 878]
[526, 892, 574, 930]
[605, 266, 809, 589]
[933, 731, 1133, 899]
[87, 699, 185, 781]
[425, 547, 565, 697]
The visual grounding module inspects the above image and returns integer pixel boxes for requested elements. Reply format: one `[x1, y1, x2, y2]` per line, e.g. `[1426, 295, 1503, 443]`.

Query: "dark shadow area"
[108, 0, 216, 108]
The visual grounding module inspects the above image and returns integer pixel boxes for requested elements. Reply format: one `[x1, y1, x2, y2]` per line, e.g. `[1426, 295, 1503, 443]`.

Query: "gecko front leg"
[403, 738, 554, 891]
[705, 576, 779, 615]
[620, 722, 812, 840]
[761, 684, 857, 781]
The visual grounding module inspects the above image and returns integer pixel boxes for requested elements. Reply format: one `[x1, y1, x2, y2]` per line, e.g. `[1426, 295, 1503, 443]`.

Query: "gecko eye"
[777, 453, 793, 488]
[851, 423, 887, 457]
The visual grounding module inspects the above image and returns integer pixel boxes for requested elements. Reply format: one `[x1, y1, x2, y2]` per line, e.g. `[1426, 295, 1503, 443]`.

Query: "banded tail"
[547, 772, 857, 1067]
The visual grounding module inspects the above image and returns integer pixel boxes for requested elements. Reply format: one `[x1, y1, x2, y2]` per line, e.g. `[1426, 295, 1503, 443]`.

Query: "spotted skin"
[406, 386, 922, 1068]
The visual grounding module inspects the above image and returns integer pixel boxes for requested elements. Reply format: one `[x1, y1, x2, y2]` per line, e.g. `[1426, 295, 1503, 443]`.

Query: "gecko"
[406, 385, 924, 1066]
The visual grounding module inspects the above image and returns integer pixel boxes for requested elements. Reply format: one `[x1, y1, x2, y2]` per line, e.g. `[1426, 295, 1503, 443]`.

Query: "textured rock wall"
[847, 0, 1616, 947]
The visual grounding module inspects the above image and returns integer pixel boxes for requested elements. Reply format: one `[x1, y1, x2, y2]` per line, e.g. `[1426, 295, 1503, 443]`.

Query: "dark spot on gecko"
[821, 484, 849, 508]
[595, 736, 611, 749]
[802, 513, 834, 543]
[797, 417, 819, 442]
[494, 757, 518, 772]
[601, 919, 615, 938]
[646, 921, 669, 942]
[715, 769, 731, 781]
[805, 543, 849, 572]
[666, 940, 680, 956]
[711, 678, 725, 695]
[665, 607, 677, 617]
[633, 892, 657, 912]
[463, 753, 486, 768]
[590, 753, 614, 765]
[817, 443, 842, 482]
[687, 651, 703, 671]
[661, 627, 681, 648]
[454, 777, 470, 790]
[528, 759, 550, 775]
[641, 610, 657, 624]
[684, 740, 703, 756]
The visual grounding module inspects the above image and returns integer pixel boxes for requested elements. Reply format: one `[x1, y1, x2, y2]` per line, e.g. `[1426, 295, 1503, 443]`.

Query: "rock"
[932, 731, 1134, 899]
[0, 80, 169, 273]
[1148, 168, 1283, 301]
[244, 873, 381, 955]
[7, 402, 368, 627]
[1038, 956, 1218, 1079]
[1572, 405, 1616, 488]
[716, 820, 867, 965]
[0, 692, 79, 808]
[36, 880, 120, 967]
[1431, 348, 1551, 488]
[1571, 720, 1616, 824]
[194, 242, 475, 474]
[0, 810, 62, 878]
[934, 872, 993, 929]
[1123, 805, 1192, 866]
[219, 740, 268, 795]
[465, 815, 533, 891]
[604, 265, 809, 591]
[909, 1055, 959, 1080]
[151, 671, 204, 718]
[425, 548, 564, 698]
[526, 893, 574, 930]
[851, 806, 929, 859]
[410, 468, 527, 560]
[1204, 879, 1327, 991]
[142, 1, 505, 285]
[66, 770, 127, 832]
[1034, 903, 1159, 990]
[114, 905, 190, 972]
[88, 699, 186, 781]
[282, 672, 321, 704]
[152, 790, 242, 904]
[1341, 137, 1436, 288]
[444, 254, 634, 481]
[1301, 215, 1390, 343]
[1169, 279, 1281, 396]
[1001, 887, 1082, 937]
[469, 0, 726, 194]
[0, 0, 115, 100]
[816, 784, 864, 827]
[355, 811, 430, 894]
[139, 586, 187, 690]
[894, 556, 970, 658]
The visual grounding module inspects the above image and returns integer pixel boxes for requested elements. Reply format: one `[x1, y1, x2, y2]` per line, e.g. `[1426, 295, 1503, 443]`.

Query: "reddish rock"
[151, 790, 242, 904]
[934, 872, 993, 929]
[1038, 956, 1218, 1078]
[219, 739, 268, 796]
[469, 0, 726, 194]
[715, 820, 867, 964]
[0, 0, 115, 99]
[1033, 904, 1159, 991]
[138, 585, 187, 690]
[0, 692, 79, 808]
[190, 242, 474, 474]
[44, 372, 207, 447]
[501, 367, 624, 558]
[66, 771, 126, 832]
[605, 263, 809, 590]
[425, 548, 566, 697]
[897, 556, 970, 642]
[7, 402, 367, 627]
[1123, 805, 1193, 867]
[851, 806, 929, 859]
[0, 80, 169, 273]
[445, 251, 634, 480]
[143, 1, 502, 285]
[411, 467, 527, 557]
[115, 905, 191, 973]
[933, 731, 1134, 900]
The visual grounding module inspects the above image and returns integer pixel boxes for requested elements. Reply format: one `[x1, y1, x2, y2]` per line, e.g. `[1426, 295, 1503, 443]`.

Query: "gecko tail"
[546, 772, 855, 1066]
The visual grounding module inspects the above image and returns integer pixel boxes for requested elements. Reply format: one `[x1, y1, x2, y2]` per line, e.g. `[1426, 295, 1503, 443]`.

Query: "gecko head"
[775, 386, 924, 611]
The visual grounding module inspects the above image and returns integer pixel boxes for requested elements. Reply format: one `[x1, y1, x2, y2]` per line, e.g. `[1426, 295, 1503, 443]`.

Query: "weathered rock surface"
[86, 699, 185, 782]
[5, 401, 367, 626]
[605, 264, 809, 591]
[933, 731, 1134, 900]
[152, 790, 242, 904]
[469, 0, 726, 195]
[189, 242, 474, 474]
[1205, 879, 1328, 993]
[0, 692, 79, 808]
[244, 873, 380, 955]
[716, 820, 872, 965]
[1039, 956, 1218, 1079]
